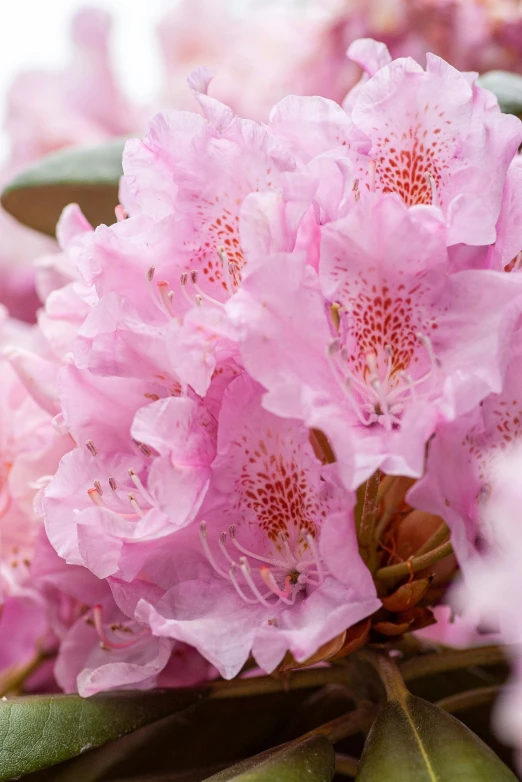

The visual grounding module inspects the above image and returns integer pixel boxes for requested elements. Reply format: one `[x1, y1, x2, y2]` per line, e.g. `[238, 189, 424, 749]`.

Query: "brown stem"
[0, 648, 53, 697]
[434, 685, 501, 714]
[375, 540, 453, 582]
[304, 700, 376, 743]
[335, 753, 359, 777]
[210, 666, 353, 699]
[400, 645, 506, 682]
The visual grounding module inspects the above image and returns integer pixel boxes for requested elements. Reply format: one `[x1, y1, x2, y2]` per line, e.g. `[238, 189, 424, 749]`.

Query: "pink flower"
[134, 375, 379, 679]
[340, 40, 522, 246]
[409, 354, 522, 565]
[230, 193, 522, 488]
[42, 365, 218, 581]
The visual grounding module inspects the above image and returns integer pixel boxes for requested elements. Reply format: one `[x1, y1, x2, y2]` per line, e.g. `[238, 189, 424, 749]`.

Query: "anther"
[93, 480, 103, 496]
[109, 477, 117, 491]
[88, 487, 104, 507]
[128, 493, 144, 517]
[86, 440, 98, 457]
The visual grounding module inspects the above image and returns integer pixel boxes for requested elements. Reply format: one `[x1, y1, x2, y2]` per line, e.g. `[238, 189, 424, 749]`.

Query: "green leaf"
[477, 71, 522, 116]
[355, 694, 517, 781]
[203, 735, 335, 781]
[0, 688, 205, 780]
[0, 139, 125, 236]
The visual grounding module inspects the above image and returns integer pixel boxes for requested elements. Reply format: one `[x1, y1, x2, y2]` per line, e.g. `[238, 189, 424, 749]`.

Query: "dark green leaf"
[0, 688, 205, 780]
[202, 735, 335, 781]
[355, 694, 517, 781]
[477, 71, 522, 116]
[1, 139, 125, 236]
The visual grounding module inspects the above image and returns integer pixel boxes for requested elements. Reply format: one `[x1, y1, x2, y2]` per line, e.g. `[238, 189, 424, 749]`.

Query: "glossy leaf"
[355, 694, 516, 781]
[203, 735, 335, 781]
[477, 70, 522, 116]
[1, 139, 125, 236]
[0, 688, 205, 780]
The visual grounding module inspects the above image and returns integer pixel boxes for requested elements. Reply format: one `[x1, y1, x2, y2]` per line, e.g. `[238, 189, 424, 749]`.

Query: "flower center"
[199, 521, 327, 608]
[327, 333, 438, 431]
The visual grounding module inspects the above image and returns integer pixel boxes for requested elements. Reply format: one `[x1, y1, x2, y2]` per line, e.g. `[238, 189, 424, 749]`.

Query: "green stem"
[358, 470, 381, 570]
[415, 522, 449, 557]
[361, 649, 409, 703]
[375, 540, 453, 582]
[434, 685, 501, 714]
[400, 645, 506, 682]
[335, 753, 359, 777]
[209, 666, 352, 699]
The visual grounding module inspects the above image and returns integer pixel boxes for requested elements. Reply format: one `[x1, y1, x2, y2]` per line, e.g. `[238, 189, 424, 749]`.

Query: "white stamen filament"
[326, 332, 438, 430]
[190, 270, 226, 308]
[200, 522, 327, 608]
[92, 605, 145, 650]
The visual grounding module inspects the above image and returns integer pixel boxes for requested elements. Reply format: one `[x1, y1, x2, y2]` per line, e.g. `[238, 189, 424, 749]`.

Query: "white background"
[0, 1, 176, 156]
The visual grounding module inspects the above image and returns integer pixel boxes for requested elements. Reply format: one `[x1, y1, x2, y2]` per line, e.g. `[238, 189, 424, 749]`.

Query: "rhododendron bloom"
[231, 194, 522, 488]
[135, 376, 379, 678]
[410, 354, 522, 565]
[340, 40, 522, 246]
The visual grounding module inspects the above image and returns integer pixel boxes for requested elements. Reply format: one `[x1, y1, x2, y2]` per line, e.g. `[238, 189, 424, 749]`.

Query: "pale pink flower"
[340, 40, 522, 246]
[134, 374, 379, 679]
[409, 354, 522, 565]
[230, 193, 522, 488]
[42, 365, 218, 581]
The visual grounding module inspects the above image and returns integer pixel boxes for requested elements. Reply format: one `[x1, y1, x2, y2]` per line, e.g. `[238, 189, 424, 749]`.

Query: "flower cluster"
[3, 30, 522, 768]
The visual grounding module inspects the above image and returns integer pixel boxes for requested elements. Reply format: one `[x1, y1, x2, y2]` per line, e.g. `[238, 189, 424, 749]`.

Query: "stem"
[415, 522, 449, 557]
[304, 700, 376, 743]
[358, 470, 381, 570]
[375, 540, 453, 582]
[434, 685, 501, 714]
[0, 648, 52, 697]
[361, 649, 409, 703]
[209, 666, 352, 700]
[400, 645, 506, 682]
[336, 753, 359, 777]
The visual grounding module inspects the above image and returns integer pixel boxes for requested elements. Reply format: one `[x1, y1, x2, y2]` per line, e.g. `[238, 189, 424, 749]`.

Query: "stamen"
[92, 605, 145, 650]
[109, 477, 118, 491]
[260, 567, 294, 604]
[157, 281, 175, 318]
[88, 487, 104, 507]
[239, 558, 273, 608]
[303, 533, 325, 585]
[229, 562, 259, 604]
[146, 266, 172, 319]
[128, 468, 154, 505]
[128, 493, 144, 518]
[278, 530, 296, 564]
[199, 521, 230, 579]
[218, 531, 235, 564]
[190, 269, 226, 308]
[86, 440, 98, 457]
[229, 524, 286, 567]
[93, 480, 103, 496]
